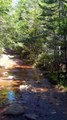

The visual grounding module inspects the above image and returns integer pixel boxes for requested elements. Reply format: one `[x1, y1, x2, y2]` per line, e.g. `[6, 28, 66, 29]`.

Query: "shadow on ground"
[0, 53, 67, 120]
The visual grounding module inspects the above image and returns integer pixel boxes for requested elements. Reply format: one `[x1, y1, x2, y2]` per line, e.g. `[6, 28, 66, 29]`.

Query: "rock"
[4, 104, 25, 115]
[51, 110, 56, 114]
[59, 86, 64, 92]
[7, 75, 14, 80]
[25, 113, 38, 120]
[19, 85, 31, 91]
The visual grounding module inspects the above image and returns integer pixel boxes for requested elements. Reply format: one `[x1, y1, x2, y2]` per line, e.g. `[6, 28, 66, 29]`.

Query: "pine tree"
[39, 0, 67, 83]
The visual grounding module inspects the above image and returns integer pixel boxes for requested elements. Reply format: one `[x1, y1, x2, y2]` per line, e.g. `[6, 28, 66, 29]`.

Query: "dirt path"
[0, 54, 67, 120]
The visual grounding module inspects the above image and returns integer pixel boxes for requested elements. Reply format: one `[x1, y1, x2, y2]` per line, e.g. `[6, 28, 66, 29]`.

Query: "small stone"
[36, 81, 41, 84]
[25, 113, 38, 120]
[51, 111, 56, 114]
[8, 76, 14, 80]
[4, 104, 25, 115]
[59, 86, 65, 92]
[19, 85, 31, 91]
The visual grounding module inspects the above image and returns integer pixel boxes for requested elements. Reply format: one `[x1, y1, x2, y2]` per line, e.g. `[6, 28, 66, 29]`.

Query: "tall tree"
[39, 0, 67, 83]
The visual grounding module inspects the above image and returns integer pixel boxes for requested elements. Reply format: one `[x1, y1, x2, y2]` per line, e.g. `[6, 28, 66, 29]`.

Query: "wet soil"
[0, 53, 67, 120]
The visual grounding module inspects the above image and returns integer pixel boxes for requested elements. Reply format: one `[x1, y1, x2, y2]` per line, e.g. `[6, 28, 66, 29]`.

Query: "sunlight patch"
[31, 87, 48, 93]
[19, 84, 31, 91]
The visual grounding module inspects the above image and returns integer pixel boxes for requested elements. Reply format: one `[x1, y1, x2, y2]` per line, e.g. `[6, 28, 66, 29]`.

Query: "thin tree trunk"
[64, 35, 67, 80]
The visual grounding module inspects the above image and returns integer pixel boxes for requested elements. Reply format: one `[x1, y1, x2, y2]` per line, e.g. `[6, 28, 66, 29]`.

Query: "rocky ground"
[0, 53, 67, 120]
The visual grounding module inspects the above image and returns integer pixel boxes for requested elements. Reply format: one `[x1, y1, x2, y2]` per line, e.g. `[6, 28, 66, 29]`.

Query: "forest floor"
[0, 52, 67, 120]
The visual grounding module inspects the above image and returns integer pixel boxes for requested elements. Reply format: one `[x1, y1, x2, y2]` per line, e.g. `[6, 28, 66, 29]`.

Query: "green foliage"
[36, 0, 67, 86]
[0, 0, 67, 86]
